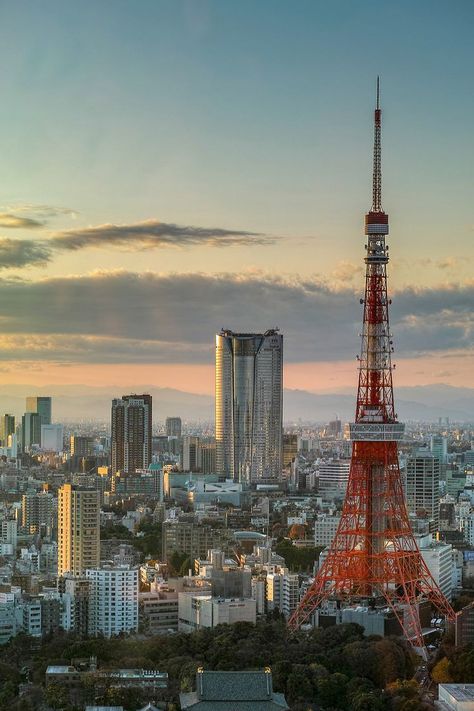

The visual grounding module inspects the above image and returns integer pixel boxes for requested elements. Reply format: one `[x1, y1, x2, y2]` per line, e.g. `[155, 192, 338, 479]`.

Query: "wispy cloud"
[0, 204, 79, 219]
[51, 219, 273, 251]
[0, 213, 44, 229]
[0, 239, 52, 269]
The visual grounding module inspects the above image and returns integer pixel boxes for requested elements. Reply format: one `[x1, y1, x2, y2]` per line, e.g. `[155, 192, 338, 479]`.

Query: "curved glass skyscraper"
[215, 329, 283, 484]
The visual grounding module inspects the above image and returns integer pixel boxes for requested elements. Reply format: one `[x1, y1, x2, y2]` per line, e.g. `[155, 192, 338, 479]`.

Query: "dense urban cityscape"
[0, 346, 473, 710]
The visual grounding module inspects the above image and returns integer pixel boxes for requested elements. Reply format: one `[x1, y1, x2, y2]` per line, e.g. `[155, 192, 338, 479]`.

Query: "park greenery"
[0, 619, 454, 711]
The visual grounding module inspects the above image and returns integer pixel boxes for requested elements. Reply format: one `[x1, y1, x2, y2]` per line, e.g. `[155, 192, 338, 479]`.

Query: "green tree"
[45, 682, 69, 710]
[351, 691, 384, 711]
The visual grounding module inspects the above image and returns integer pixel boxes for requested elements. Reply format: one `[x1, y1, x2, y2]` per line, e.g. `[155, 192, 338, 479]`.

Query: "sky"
[0, 0, 472, 396]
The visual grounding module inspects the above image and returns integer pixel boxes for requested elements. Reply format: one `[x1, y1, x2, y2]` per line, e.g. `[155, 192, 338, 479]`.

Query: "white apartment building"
[318, 460, 350, 502]
[416, 533, 453, 601]
[86, 566, 139, 638]
[266, 568, 300, 618]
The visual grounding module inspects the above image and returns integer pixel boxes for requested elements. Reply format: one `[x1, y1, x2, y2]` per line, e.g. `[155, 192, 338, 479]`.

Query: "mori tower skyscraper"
[215, 329, 283, 485]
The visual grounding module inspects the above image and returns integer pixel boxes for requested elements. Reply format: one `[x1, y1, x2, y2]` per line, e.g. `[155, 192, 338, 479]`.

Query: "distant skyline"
[0, 1, 472, 395]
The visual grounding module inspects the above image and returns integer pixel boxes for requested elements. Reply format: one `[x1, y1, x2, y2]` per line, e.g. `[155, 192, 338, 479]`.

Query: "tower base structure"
[289, 441, 455, 654]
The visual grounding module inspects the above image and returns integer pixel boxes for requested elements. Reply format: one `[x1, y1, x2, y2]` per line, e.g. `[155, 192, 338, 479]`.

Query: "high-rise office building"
[0, 414, 15, 446]
[166, 417, 182, 438]
[430, 435, 448, 465]
[111, 394, 152, 474]
[22, 412, 42, 451]
[182, 435, 201, 472]
[57, 484, 100, 576]
[70, 435, 93, 458]
[215, 329, 283, 484]
[26, 396, 52, 426]
[405, 452, 440, 532]
[283, 434, 298, 468]
[200, 441, 217, 474]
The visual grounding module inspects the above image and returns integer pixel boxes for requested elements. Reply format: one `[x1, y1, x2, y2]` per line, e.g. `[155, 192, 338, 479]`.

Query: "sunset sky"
[0, 1, 472, 396]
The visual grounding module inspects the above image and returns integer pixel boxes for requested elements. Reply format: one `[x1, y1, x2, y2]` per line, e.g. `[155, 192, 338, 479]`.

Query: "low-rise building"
[438, 684, 474, 711]
[178, 595, 256, 633]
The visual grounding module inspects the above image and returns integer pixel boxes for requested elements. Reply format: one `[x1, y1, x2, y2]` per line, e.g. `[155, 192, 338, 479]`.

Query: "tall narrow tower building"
[215, 329, 283, 484]
[58, 484, 100, 577]
[111, 394, 152, 474]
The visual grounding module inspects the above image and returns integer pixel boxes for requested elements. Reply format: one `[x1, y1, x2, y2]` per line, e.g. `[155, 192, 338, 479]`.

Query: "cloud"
[0, 271, 470, 364]
[0, 239, 52, 269]
[0, 204, 79, 219]
[0, 213, 44, 229]
[51, 219, 273, 251]
[331, 261, 363, 282]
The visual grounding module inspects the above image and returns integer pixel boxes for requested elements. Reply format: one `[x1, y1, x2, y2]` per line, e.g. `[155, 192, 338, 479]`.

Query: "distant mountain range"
[0, 383, 472, 423]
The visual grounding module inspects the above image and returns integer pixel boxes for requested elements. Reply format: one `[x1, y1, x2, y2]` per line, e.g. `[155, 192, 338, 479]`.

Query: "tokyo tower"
[288, 80, 455, 652]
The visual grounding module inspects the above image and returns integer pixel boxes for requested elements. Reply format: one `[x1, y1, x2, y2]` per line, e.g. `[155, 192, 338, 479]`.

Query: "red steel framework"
[288, 79, 455, 652]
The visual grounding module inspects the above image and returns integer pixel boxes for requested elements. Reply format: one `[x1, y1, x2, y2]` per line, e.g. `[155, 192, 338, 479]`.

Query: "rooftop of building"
[439, 683, 474, 701]
[180, 669, 288, 710]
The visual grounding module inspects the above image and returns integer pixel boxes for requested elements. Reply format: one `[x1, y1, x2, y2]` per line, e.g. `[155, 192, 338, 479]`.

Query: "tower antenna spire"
[372, 76, 382, 212]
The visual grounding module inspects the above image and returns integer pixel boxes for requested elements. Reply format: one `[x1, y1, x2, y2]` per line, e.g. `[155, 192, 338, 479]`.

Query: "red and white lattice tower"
[288, 79, 455, 651]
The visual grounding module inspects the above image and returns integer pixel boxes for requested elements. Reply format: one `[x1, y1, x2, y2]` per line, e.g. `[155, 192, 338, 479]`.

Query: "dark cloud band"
[0, 271, 470, 364]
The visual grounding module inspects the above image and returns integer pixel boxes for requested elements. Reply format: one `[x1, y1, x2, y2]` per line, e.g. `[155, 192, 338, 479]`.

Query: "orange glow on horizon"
[0, 355, 470, 393]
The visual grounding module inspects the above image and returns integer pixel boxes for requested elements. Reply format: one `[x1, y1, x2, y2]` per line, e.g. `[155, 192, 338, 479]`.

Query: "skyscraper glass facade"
[215, 329, 283, 484]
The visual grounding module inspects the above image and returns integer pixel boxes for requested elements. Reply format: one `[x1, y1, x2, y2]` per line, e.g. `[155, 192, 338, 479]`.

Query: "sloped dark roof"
[180, 670, 289, 710]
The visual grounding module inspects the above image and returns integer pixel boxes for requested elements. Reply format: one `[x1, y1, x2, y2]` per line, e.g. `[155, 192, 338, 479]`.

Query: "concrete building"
[318, 460, 350, 502]
[283, 434, 298, 468]
[182, 436, 201, 472]
[0, 414, 15, 446]
[215, 329, 283, 484]
[22, 491, 55, 536]
[165, 417, 182, 438]
[266, 568, 299, 618]
[26, 396, 52, 425]
[58, 575, 91, 636]
[1, 519, 17, 549]
[200, 441, 216, 475]
[162, 520, 232, 561]
[41, 424, 64, 452]
[438, 684, 474, 711]
[416, 532, 453, 601]
[406, 452, 440, 531]
[22, 412, 42, 451]
[178, 594, 256, 632]
[111, 394, 152, 474]
[430, 434, 448, 465]
[462, 513, 474, 546]
[86, 566, 139, 637]
[455, 602, 474, 647]
[70, 435, 94, 458]
[314, 514, 340, 547]
[58, 485, 100, 576]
